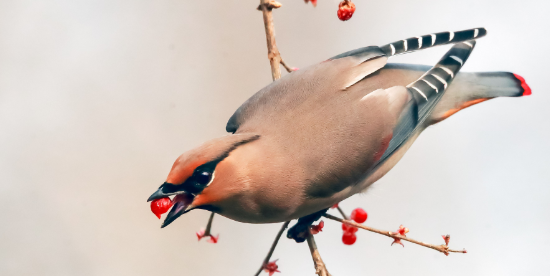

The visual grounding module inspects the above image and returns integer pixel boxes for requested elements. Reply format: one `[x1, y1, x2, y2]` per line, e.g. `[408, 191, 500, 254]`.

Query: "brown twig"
[258, 0, 283, 80]
[279, 59, 294, 73]
[254, 221, 291, 276]
[306, 230, 332, 276]
[323, 213, 467, 255]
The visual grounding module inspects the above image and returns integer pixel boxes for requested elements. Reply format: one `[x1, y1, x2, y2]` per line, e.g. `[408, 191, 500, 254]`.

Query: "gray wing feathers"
[376, 94, 418, 166]
[227, 28, 486, 134]
[380, 28, 486, 57]
[372, 40, 477, 169]
[329, 46, 386, 63]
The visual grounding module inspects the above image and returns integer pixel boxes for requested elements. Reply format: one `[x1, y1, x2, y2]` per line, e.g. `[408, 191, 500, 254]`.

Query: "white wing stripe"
[411, 86, 428, 101]
[450, 55, 464, 65]
[438, 66, 454, 77]
[422, 79, 439, 93]
[431, 74, 448, 89]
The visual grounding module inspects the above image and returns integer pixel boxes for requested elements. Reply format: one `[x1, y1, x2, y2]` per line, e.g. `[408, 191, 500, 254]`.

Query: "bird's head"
[147, 133, 260, 228]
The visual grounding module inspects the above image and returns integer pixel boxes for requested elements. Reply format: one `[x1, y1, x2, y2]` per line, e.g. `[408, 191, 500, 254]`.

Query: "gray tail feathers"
[459, 72, 531, 98]
[428, 71, 531, 124]
[407, 40, 477, 125]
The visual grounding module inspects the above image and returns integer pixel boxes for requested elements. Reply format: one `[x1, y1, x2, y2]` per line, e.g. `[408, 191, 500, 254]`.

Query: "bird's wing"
[373, 40, 478, 169]
[226, 47, 388, 133]
[226, 28, 486, 134]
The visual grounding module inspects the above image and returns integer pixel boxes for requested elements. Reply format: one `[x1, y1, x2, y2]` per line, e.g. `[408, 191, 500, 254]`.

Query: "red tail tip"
[513, 73, 532, 96]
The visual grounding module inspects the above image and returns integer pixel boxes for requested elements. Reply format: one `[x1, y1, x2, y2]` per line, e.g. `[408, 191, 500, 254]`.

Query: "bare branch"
[279, 59, 294, 73]
[259, 0, 283, 80]
[306, 231, 332, 276]
[254, 221, 291, 276]
[323, 213, 467, 256]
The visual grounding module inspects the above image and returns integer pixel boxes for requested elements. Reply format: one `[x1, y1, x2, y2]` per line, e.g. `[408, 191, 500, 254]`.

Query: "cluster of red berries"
[330, 203, 367, 245]
[342, 207, 367, 245]
[304, 0, 356, 21]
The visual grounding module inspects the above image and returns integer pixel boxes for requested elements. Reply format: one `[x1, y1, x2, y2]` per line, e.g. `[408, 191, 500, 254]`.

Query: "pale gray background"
[0, 0, 548, 275]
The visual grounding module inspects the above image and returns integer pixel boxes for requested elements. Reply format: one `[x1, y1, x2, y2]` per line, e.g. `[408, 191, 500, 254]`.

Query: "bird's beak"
[148, 182, 200, 228]
[147, 187, 171, 202]
[147, 181, 200, 202]
[161, 193, 195, 228]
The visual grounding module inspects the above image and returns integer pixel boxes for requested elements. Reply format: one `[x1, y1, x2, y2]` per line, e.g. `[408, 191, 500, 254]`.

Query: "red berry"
[342, 232, 357, 245]
[150, 197, 173, 219]
[350, 208, 367, 223]
[337, 1, 356, 21]
[341, 223, 358, 233]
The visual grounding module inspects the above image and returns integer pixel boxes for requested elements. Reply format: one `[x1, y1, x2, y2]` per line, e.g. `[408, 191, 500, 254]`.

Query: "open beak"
[161, 193, 195, 228]
[147, 183, 198, 228]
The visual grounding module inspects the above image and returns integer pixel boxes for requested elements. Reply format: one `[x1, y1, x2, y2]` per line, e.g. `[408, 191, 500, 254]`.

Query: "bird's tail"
[428, 71, 531, 124]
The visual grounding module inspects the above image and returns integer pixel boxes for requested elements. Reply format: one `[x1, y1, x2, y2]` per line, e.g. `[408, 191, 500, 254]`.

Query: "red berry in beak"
[337, 1, 356, 21]
[150, 197, 173, 219]
[350, 208, 367, 223]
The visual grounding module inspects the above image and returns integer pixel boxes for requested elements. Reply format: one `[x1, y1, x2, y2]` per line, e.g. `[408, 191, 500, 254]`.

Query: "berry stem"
[306, 230, 332, 276]
[254, 221, 291, 276]
[203, 212, 215, 237]
[336, 205, 349, 220]
[323, 213, 467, 256]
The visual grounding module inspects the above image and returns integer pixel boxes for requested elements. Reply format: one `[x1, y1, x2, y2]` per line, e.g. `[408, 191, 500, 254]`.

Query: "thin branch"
[254, 221, 291, 276]
[279, 59, 294, 73]
[203, 212, 215, 236]
[259, 0, 283, 80]
[306, 231, 332, 276]
[336, 206, 349, 220]
[323, 213, 467, 255]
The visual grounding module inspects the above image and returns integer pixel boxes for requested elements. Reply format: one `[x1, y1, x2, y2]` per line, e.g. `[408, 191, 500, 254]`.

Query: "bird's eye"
[195, 171, 212, 186]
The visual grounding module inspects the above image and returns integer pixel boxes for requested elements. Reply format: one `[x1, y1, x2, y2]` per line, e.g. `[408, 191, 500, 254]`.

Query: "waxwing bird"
[148, 28, 531, 233]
